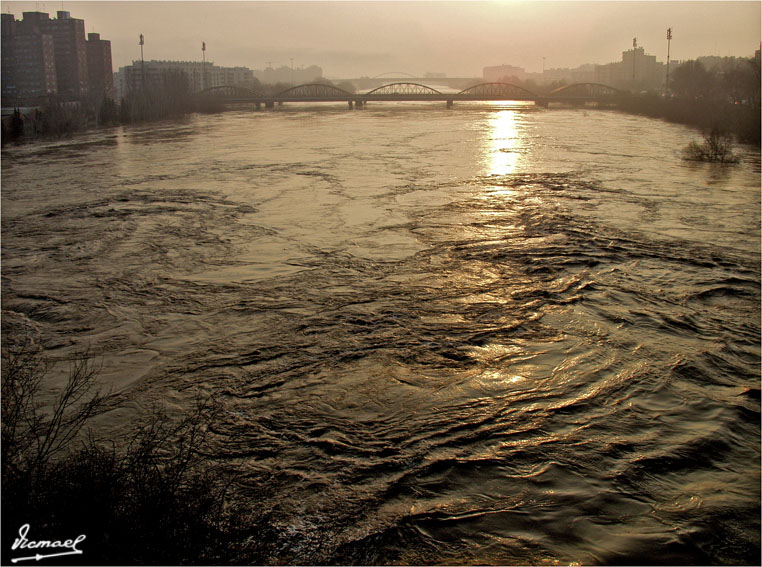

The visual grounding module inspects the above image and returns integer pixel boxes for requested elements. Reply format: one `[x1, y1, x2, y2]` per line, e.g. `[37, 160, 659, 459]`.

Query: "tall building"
[621, 46, 662, 90]
[1, 13, 58, 104]
[86, 33, 115, 100]
[2, 10, 110, 105]
[594, 43, 665, 92]
[39, 11, 89, 99]
[1, 14, 17, 100]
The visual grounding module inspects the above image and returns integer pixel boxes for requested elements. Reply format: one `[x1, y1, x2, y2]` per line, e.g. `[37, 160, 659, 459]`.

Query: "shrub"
[1, 328, 265, 564]
[1, 334, 107, 485]
[683, 128, 740, 163]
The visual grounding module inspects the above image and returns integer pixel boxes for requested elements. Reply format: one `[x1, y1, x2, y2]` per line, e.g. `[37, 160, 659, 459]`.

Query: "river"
[2, 102, 760, 564]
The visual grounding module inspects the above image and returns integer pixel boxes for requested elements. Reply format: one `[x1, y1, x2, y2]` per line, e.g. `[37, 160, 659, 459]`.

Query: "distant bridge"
[371, 72, 419, 79]
[197, 82, 629, 109]
[354, 76, 481, 90]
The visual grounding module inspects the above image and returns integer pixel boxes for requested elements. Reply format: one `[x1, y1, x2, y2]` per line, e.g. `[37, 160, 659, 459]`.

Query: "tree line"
[2, 69, 217, 144]
[1, 72, 367, 145]
[622, 56, 760, 145]
[670, 56, 760, 107]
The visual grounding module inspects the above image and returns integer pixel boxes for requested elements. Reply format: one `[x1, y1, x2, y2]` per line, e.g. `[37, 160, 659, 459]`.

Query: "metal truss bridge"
[197, 82, 629, 109]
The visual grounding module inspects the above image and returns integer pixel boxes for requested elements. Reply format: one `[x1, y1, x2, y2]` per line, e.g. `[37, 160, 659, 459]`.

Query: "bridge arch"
[364, 82, 443, 96]
[548, 83, 624, 97]
[197, 85, 259, 97]
[457, 82, 539, 99]
[274, 83, 354, 98]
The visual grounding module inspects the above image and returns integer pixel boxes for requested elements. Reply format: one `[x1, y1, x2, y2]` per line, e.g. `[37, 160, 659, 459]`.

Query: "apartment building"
[86, 33, 115, 100]
[2, 10, 114, 105]
[595, 45, 665, 92]
[38, 11, 89, 99]
[114, 60, 256, 99]
[1, 13, 58, 103]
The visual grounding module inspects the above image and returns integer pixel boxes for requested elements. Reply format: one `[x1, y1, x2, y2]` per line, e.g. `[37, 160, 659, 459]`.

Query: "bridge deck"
[221, 94, 625, 103]
[199, 82, 628, 106]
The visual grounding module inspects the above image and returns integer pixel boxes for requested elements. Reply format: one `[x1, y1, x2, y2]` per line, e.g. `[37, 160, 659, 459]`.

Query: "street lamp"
[202, 41, 206, 91]
[139, 33, 145, 90]
[665, 28, 673, 96]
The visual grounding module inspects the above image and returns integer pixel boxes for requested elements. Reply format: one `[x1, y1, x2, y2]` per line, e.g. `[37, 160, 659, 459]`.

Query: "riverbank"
[4, 94, 760, 149]
[1, 96, 223, 146]
[616, 94, 760, 145]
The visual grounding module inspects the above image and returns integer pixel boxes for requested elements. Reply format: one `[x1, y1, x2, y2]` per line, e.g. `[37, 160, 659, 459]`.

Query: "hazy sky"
[4, 1, 760, 77]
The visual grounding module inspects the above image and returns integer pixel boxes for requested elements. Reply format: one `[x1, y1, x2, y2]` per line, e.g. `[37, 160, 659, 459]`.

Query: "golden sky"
[4, 1, 760, 77]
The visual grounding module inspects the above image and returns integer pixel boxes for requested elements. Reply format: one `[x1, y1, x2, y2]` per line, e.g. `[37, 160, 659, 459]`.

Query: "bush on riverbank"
[37, 101, 91, 137]
[683, 128, 740, 163]
[1, 330, 267, 564]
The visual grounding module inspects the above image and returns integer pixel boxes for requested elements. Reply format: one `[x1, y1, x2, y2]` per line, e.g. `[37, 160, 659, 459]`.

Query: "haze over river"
[2, 103, 760, 564]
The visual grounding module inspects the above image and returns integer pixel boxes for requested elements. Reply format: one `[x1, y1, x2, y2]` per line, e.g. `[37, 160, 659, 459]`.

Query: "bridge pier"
[535, 99, 549, 108]
[446, 99, 453, 108]
[255, 102, 261, 111]
[265, 101, 275, 109]
[348, 100, 354, 109]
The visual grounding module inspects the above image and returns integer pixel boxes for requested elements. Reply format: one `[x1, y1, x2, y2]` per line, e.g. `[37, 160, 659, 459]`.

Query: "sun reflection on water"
[486, 106, 524, 177]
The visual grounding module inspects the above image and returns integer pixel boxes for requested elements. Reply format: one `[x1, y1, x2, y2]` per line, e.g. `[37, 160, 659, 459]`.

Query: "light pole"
[202, 41, 206, 91]
[290, 57, 294, 85]
[139, 33, 145, 91]
[665, 28, 672, 96]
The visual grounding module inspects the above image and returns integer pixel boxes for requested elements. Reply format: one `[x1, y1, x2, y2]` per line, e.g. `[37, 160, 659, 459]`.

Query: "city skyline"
[2, 1, 760, 78]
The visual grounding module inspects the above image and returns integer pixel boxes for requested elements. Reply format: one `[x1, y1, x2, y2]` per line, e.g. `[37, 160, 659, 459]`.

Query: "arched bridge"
[267, 83, 355, 101]
[548, 83, 626, 98]
[457, 82, 540, 99]
[197, 81, 630, 109]
[372, 72, 419, 79]
[365, 82, 443, 96]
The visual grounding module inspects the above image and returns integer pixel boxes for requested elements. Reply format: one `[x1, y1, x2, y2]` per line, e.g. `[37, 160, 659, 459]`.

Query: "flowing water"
[2, 103, 760, 564]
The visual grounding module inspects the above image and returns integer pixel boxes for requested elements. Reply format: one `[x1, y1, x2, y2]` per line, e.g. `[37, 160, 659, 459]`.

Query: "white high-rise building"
[114, 60, 256, 99]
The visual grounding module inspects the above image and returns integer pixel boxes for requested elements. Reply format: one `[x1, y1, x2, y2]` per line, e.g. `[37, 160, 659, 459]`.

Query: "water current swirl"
[2, 103, 759, 564]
